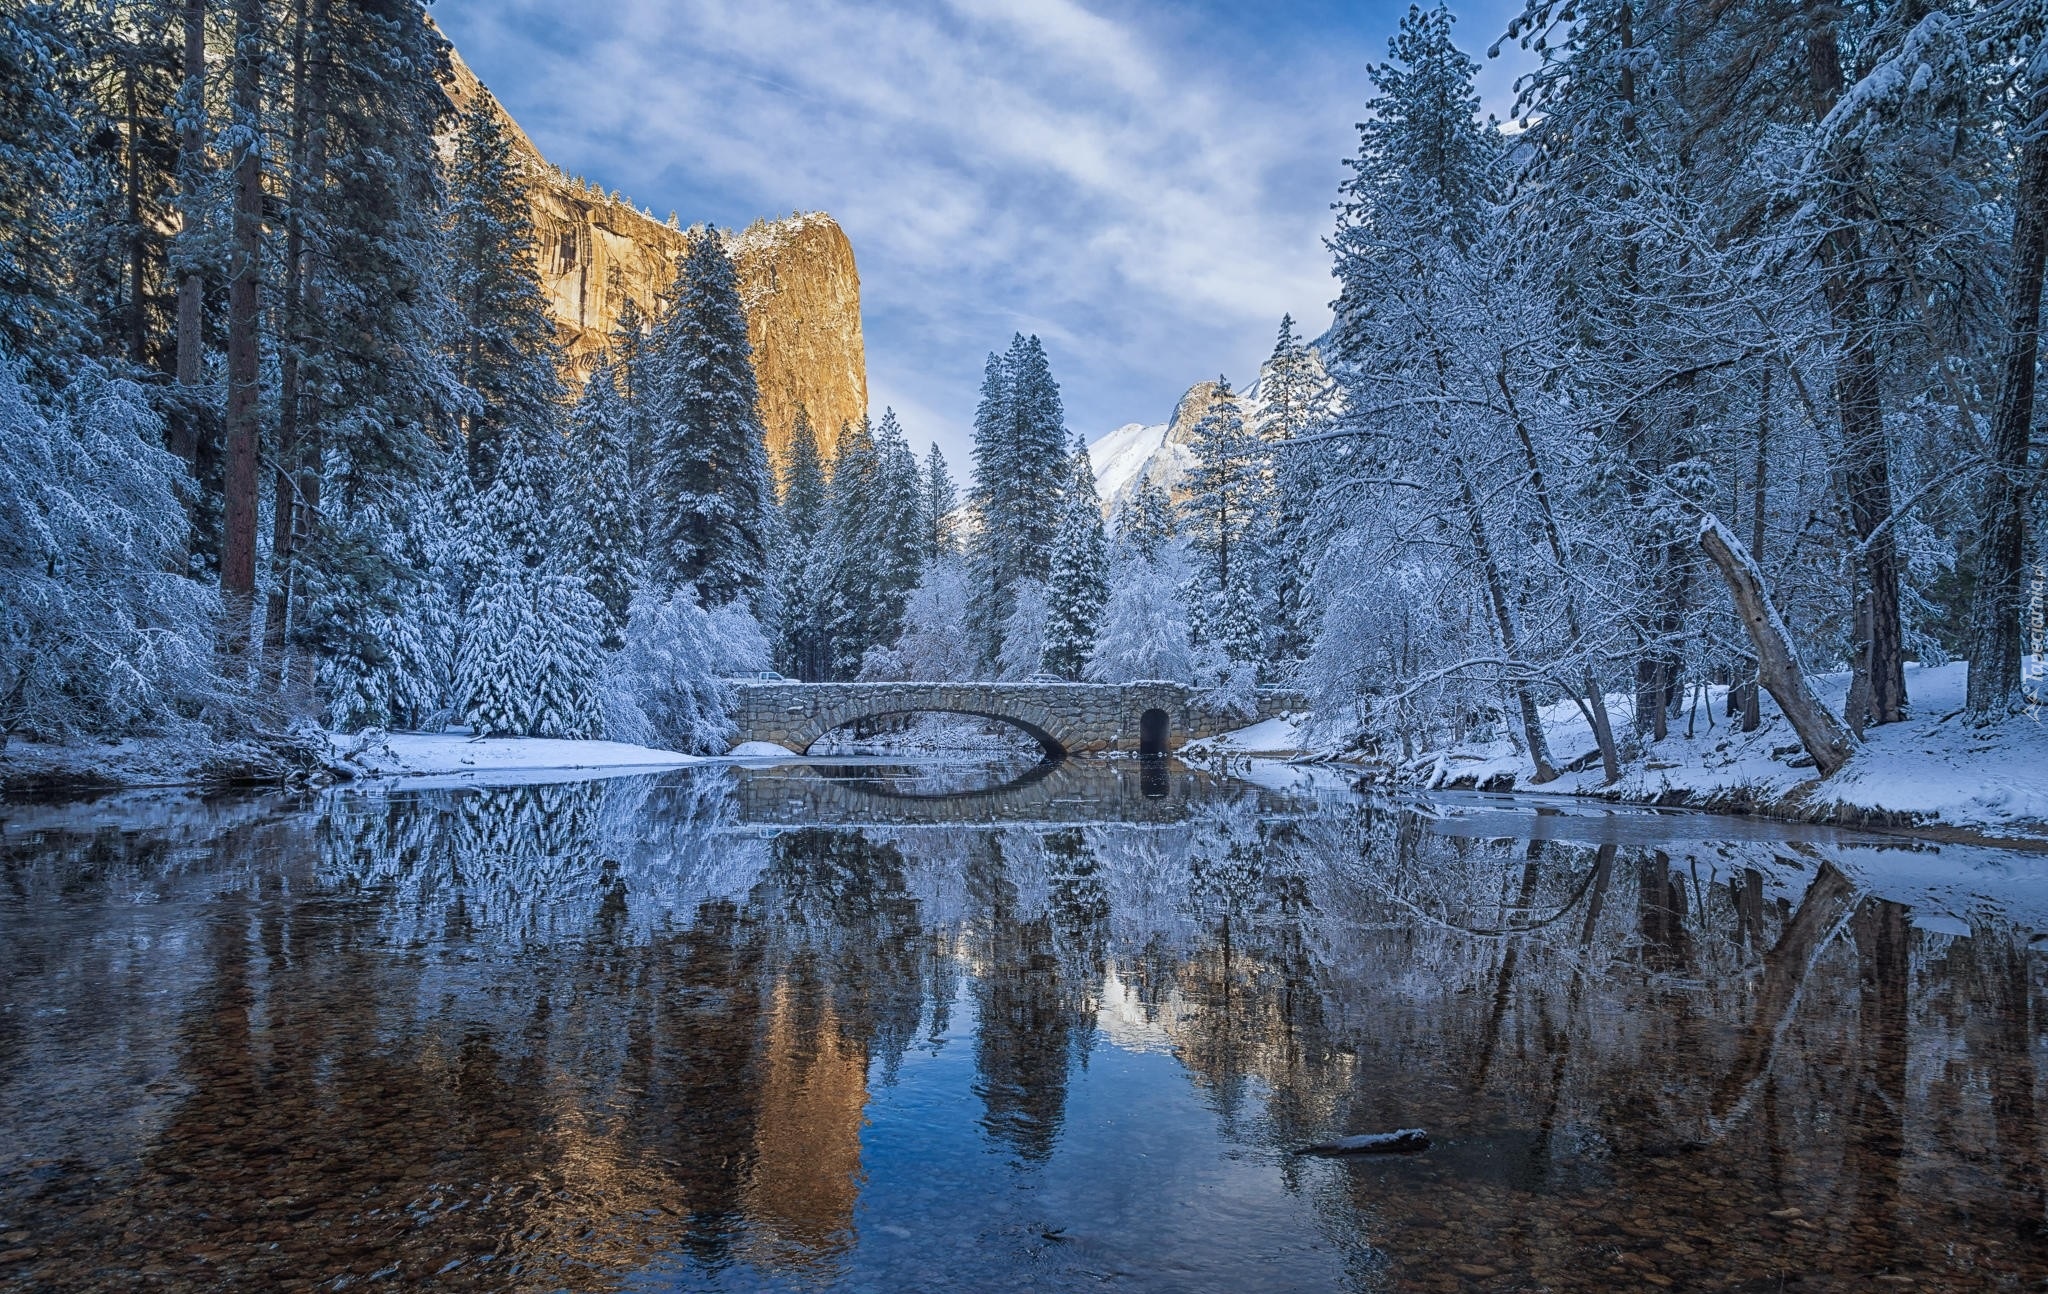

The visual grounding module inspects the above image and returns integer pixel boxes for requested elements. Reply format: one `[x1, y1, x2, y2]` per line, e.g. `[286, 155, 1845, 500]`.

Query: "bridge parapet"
[728, 680, 1305, 756]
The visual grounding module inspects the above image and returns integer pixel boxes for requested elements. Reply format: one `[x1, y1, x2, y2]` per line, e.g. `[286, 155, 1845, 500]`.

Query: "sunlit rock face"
[440, 39, 868, 469]
[729, 214, 868, 467]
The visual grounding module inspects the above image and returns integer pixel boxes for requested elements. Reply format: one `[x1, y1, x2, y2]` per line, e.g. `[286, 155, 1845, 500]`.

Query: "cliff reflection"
[0, 772, 2044, 1292]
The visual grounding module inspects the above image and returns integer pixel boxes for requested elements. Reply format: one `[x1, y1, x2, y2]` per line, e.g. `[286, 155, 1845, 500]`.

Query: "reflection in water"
[1, 767, 2046, 1291]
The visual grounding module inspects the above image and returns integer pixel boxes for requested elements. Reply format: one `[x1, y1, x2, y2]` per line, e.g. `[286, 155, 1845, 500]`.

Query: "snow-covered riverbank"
[1, 728, 787, 798]
[323, 730, 704, 780]
[1188, 662, 2048, 844]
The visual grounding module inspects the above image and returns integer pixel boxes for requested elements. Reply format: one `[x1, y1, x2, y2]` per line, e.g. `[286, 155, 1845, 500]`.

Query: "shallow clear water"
[3, 759, 2045, 1291]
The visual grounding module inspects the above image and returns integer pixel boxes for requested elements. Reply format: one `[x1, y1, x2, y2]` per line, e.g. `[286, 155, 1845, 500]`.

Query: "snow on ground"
[330, 730, 702, 780]
[1821, 664, 2048, 830]
[1183, 714, 1308, 758]
[1524, 661, 2048, 836]
[1200, 662, 2048, 841]
[726, 740, 804, 759]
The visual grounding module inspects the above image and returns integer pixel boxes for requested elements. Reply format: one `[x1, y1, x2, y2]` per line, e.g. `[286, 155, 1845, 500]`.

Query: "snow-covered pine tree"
[780, 406, 828, 540]
[1178, 376, 1268, 660]
[0, 7, 91, 379]
[455, 420, 607, 737]
[1003, 335, 1071, 563]
[608, 293, 653, 483]
[567, 361, 640, 649]
[1111, 481, 1175, 563]
[814, 410, 925, 678]
[963, 349, 1014, 662]
[866, 410, 929, 660]
[308, 487, 458, 734]
[771, 406, 831, 677]
[819, 415, 879, 677]
[67, 1, 184, 375]
[1041, 438, 1108, 679]
[277, 1, 462, 711]
[1255, 315, 1337, 669]
[447, 95, 565, 490]
[645, 229, 771, 607]
[922, 441, 957, 560]
[966, 333, 1071, 669]
[0, 353, 217, 740]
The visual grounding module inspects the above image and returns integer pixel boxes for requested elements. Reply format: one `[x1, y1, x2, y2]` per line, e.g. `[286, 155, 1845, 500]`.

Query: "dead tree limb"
[1698, 514, 1858, 777]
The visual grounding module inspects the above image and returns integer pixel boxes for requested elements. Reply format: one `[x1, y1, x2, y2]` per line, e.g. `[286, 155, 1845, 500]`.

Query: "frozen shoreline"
[1185, 662, 2048, 846]
[0, 729, 776, 798]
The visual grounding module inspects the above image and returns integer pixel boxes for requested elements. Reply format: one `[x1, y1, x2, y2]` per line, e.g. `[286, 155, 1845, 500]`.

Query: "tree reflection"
[4, 775, 2047, 1292]
[966, 832, 1072, 1162]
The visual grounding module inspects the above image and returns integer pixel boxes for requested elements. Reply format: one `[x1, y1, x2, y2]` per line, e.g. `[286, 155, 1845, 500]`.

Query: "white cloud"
[434, 0, 1526, 462]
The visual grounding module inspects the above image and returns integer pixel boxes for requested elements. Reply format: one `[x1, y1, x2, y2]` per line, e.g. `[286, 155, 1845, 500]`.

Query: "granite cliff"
[441, 43, 867, 466]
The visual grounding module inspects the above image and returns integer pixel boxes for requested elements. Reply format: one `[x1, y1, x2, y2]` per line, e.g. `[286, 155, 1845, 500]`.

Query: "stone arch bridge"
[729, 681, 1305, 757]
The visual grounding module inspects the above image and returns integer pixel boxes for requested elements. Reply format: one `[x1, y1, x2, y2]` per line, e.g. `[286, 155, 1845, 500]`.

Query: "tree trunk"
[123, 59, 150, 366]
[264, 0, 324, 693]
[1732, 365, 1771, 732]
[1699, 515, 1858, 776]
[219, 0, 265, 670]
[1499, 367, 1621, 782]
[170, 0, 207, 463]
[1965, 74, 2048, 720]
[1736, 366, 1769, 728]
[1804, 16, 1904, 732]
[1455, 457, 1559, 783]
[1835, 298, 1906, 733]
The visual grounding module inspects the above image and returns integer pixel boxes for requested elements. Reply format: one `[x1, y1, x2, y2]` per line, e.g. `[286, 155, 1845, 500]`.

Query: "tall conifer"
[448, 97, 563, 489]
[1042, 438, 1109, 679]
[646, 230, 771, 607]
[567, 362, 640, 649]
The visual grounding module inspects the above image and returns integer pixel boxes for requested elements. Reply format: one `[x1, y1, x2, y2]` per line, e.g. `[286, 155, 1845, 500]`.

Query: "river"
[3, 758, 2045, 1291]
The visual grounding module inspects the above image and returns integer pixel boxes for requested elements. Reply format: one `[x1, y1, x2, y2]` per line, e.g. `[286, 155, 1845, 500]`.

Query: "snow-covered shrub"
[1086, 550, 1196, 683]
[1194, 648, 1260, 722]
[1305, 551, 1485, 753]
[859, 556, 978, 681]
[604, 585, 768, 752]
[0, 356, 217, 742]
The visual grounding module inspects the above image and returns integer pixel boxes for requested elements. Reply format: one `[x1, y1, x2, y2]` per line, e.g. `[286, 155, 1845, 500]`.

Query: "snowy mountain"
[1088, 339, 1340, 524]
[1089, 420, 1170, 507]
[1087, 380, 1249, 520]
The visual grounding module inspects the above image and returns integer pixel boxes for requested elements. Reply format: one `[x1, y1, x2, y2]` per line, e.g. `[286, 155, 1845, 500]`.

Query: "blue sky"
[434, 0, 1535, 467]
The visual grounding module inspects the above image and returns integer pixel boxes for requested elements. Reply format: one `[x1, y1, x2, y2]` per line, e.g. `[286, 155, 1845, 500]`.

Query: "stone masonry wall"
[731, 682, 1304, 755]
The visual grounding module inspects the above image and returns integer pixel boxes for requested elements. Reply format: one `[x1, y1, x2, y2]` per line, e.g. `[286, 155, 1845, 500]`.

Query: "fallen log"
[1294, 1128, 1430, 1156]
[1698, 515, 1858, 776]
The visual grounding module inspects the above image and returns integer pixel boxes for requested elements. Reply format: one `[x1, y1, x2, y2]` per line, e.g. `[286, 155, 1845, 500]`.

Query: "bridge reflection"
[732, 757, 1235, 827]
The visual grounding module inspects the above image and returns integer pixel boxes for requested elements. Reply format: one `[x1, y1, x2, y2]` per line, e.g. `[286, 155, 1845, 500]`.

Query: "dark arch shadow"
[802, 708, 1067, 761]
[1139, 707, 1170, 756]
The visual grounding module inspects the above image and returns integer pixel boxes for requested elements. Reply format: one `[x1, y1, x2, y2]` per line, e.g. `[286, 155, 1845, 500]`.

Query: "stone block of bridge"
[728, 680, 1307, 756]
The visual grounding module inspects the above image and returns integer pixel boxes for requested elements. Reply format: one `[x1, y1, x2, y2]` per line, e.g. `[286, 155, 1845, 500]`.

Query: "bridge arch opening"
[803, 708, 1066, 761]
[1139, 708, 1170, 756]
